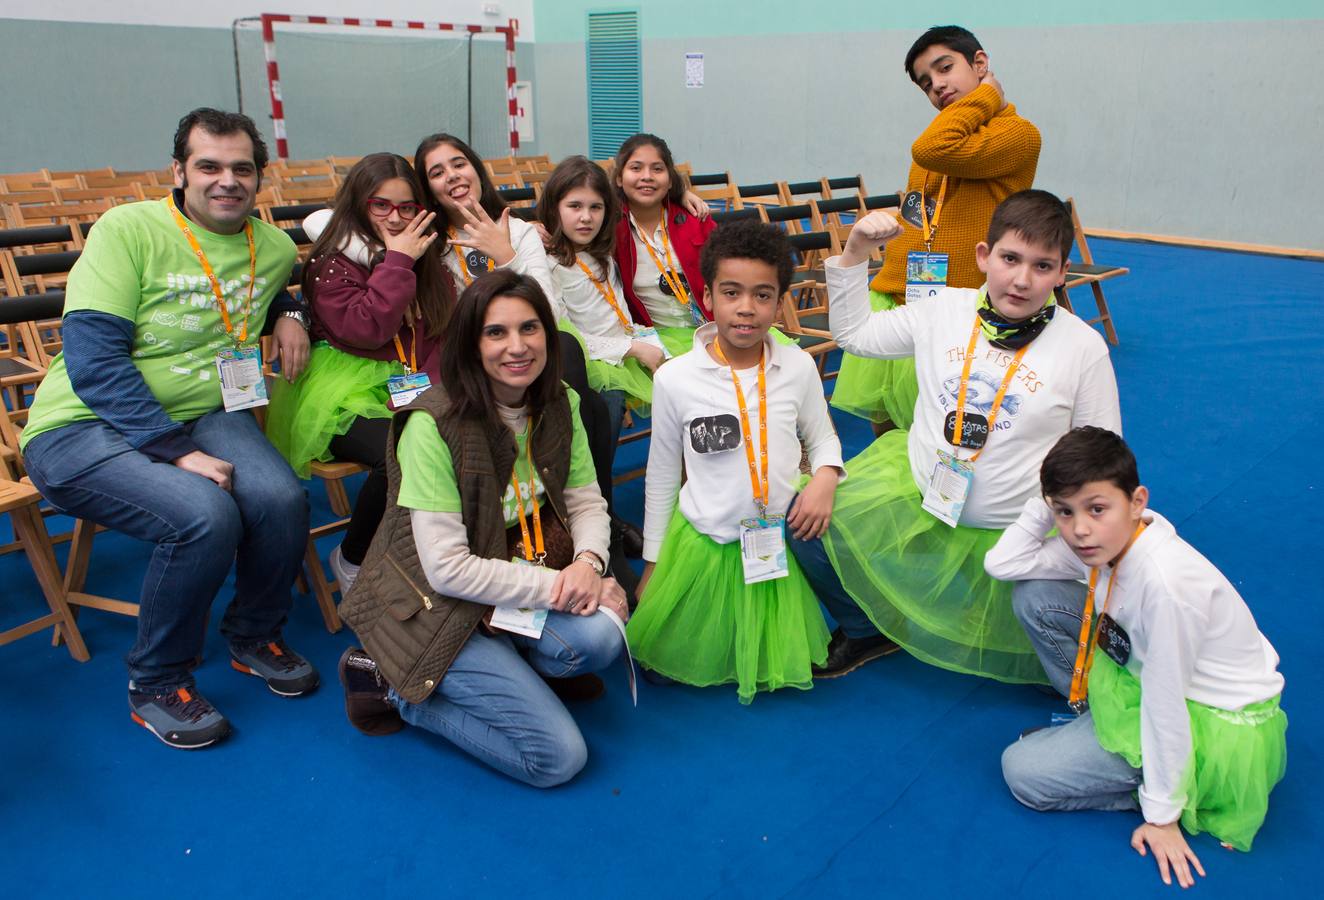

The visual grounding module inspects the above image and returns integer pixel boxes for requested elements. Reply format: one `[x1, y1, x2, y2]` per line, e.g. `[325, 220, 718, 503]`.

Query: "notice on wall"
[685, 52, 704, 88]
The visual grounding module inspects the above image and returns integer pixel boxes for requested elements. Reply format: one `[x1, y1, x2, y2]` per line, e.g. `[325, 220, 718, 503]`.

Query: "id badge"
[488, 604, 548, 639]
[905, 251, 949, 303]
[1050, 710, 1080, 726]
[740, 515, 789, 584]
[900, 191, 937, 229]
[215, 346, 268, 411]
[920, 449, 974, 528]
[632, 326, 672, 359]
[387, 372, 432, 409]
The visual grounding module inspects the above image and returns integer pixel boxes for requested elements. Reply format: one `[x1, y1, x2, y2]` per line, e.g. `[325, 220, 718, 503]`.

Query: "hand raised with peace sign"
[449, 201, 517, 268]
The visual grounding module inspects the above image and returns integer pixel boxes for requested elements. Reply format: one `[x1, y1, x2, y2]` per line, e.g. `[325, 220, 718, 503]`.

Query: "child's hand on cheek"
[382, 210, 438, 261]
[841, 210, 902, 267]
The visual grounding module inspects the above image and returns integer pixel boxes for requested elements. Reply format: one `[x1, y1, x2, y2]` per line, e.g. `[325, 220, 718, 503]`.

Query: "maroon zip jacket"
[613, 200, 716, 327]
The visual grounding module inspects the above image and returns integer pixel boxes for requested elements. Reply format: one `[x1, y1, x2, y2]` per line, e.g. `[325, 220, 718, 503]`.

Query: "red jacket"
[614, 200, 716, 327]
[308, 250, 444, 383]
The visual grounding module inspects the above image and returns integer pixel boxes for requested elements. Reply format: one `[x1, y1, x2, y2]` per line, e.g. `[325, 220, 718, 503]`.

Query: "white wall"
[4, 1, 536, 38]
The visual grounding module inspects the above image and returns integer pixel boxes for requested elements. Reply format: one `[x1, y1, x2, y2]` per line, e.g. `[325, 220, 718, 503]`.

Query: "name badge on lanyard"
[905, 251, 949, 303]
[215, 346, 269, 411]
[387, 373, 431, 409]
[740, 515, 789, 584]
[921, 449, 973, 528]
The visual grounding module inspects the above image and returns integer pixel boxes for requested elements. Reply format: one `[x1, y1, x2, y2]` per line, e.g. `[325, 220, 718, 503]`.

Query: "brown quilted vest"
[338, 384, 574, 704]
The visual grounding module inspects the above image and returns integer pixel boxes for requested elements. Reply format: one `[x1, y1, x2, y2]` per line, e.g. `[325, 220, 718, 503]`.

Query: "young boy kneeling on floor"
[988, 426, 1287, 888]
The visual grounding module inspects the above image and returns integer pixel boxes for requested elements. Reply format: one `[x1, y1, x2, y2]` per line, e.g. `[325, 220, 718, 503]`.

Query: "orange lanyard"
[391, 329, 417, 374]
[711, 338, 769, 515]
[632, 214, 690, 307]
[167, 194, 256, 344]
[449, 228, 496, 287]
[1068, 521, 1148, 711]
[510, 426, 545, 564]
[919, 173, 948, 251]
[576, 257, 633, 334]
[951, 310, 1030, 463]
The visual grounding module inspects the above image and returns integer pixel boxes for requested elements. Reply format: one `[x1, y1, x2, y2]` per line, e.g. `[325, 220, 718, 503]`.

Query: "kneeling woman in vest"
[340, 269, 630, 788]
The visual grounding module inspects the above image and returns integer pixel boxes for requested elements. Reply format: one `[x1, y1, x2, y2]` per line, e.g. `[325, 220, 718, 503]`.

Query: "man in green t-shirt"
[22, 109, 318, 750]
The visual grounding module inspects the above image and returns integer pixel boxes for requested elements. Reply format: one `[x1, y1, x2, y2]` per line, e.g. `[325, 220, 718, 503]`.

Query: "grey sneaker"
[129, 684, 231, 749]
[230, 639, 320, 696]
[329, 544, 360, 595]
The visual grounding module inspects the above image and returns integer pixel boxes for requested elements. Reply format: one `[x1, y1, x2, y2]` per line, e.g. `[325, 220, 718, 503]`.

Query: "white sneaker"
[329, 545, 361, 595]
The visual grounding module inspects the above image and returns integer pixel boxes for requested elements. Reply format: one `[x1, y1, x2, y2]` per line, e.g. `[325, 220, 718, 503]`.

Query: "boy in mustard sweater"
[832, 25, 1042, 432]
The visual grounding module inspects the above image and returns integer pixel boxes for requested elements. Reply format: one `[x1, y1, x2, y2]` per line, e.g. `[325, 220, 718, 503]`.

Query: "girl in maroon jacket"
[267, 152, 454, 592]
[612, 134, 717, 357]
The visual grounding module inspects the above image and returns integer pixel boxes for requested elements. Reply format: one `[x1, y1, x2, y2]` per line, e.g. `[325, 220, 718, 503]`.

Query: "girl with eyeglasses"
[267, 152, 454, 592]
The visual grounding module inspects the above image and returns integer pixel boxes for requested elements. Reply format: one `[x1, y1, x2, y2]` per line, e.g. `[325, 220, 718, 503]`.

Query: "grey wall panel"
[535, 21, 1324, 248]
[1, 18, 536, 173]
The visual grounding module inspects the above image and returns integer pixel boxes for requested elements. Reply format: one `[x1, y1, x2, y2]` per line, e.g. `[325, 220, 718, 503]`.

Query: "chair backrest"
[498, 186, 538, 207]
[275, 182, 338, 206]
[488, 171, 527, 190]
[687, 171, 732, 188]
[863, 193, 902, 210]
[736, 183, 783, 207]
[710, 207, 768, 225]
[763, 203, 819, 235]
[821, 174, 868, 200]
[1064, 198, 1091, 264]
[7, 199, 111, 229]
[811, 195, 864, 230]
[781, 180, 824, 204]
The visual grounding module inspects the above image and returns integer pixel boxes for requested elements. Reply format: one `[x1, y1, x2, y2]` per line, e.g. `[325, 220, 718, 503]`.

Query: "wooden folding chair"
[821, 175, 869, 203]
[274, 181, 338, 206]
[710, 207, 768, 226]
[297, 460, 363, 633]
[0, 467, 89, 661]
[7, 199, 112, 230]
[735, 182, 784, 210]
[1061, 198, 1126, 345]
[498, 186, 538, 209]
[488, 171, 527, 191]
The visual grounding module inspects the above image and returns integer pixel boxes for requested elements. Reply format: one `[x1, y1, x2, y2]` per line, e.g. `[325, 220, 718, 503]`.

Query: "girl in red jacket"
[612, 134, 716, 357]
[267, 152, 453, 592]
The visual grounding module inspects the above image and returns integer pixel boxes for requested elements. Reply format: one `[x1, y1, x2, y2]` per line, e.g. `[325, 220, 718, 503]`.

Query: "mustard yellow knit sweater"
[871, 82, 1042, 297]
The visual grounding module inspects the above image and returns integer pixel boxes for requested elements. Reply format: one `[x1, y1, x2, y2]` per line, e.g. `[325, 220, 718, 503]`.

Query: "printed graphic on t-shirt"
[1096, 613, 1131, 666]
[134, 271, 271, 381]
[465, 249, 491, 275]
[940, 371, 1024, 423]
[688, 415, 741, 454]
[503, 471, 546, 524]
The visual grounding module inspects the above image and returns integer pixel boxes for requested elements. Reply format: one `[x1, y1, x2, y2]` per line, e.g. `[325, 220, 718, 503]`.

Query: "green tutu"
[586, 356, 653, 413]
[829, 291, 918, 428]
[821, 429, 1046, 683]
[1089, 653, 1287, 851]
[627, 510, 830, 704]
[266, 342, 401, 478]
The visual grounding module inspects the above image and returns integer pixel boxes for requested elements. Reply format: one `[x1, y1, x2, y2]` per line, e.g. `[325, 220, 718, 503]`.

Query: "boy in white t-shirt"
[790, 190, 1119, 681]
[989, 426, 1286, 888]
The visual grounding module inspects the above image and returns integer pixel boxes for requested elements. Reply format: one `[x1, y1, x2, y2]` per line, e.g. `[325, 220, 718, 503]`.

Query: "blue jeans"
[390, 610, 623, 789]
[1001, 578, 1141, 812]
[23, 409, 308, 691]
[601, 389, 626, 451]
[1011, 578, 1090, 699]
[787, 531, 881, 639]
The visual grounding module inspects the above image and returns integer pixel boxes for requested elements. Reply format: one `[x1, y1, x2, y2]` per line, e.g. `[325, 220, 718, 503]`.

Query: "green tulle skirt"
[265, 342, 401, 479]
[586, 356, 653, 413]
[821, 429, 1046, 683]
[627, 511, 830, 704]
[829, 291, 919, 428]
[1089, 653, 1287, 851]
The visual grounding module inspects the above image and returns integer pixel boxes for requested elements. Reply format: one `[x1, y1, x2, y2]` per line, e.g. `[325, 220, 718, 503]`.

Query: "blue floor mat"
[2, 238, 1320, 897]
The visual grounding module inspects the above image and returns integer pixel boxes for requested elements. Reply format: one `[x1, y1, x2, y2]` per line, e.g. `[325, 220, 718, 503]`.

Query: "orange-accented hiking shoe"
[128, 684, 231, 749]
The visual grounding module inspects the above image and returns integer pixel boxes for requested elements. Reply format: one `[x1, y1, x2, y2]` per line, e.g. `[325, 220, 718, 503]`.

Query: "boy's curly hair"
[699, 220, 794, 295]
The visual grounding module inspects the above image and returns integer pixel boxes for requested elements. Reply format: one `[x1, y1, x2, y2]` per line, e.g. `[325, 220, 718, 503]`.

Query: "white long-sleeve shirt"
[551, 252, 637, 365]
[443, 216, 565, 320]
[827, 257, 1121, 528]
[630, 217, 694, 328]
[985, 497, 1284, 825]
[643, 323, 845, 559]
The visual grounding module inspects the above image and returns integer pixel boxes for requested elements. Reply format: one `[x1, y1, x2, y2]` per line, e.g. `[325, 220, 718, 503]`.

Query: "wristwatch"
[574, 551, 606, 576]
[279, 309, 310, 330]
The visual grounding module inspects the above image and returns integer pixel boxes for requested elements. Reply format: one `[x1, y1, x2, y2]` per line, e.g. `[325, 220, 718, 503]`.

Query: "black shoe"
[614, 517, 644, 559]
[812, 627, 901, 679]
[338, 647, 404, 736]
[540, 672, 605, 702]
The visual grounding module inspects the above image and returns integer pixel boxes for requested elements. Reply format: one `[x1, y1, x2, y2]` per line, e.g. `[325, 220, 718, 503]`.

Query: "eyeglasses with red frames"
[366, 197, 425, 219]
